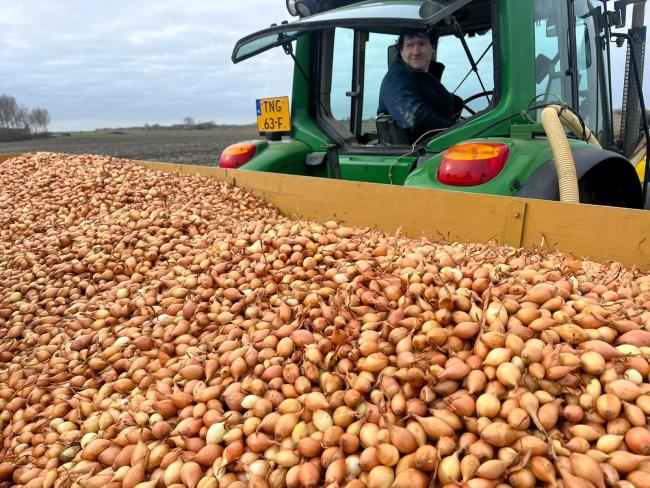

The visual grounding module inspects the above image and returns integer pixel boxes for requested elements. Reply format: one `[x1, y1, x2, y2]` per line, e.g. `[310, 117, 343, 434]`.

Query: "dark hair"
[396, 28, 435, 52]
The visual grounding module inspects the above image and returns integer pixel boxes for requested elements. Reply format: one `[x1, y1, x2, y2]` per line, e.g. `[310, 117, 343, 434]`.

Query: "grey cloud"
[0, 1, 294, 131]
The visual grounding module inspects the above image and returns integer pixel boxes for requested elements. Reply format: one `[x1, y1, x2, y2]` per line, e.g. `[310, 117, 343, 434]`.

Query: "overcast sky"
[0, 1, 295, 131]
[0, 1, 647, 132]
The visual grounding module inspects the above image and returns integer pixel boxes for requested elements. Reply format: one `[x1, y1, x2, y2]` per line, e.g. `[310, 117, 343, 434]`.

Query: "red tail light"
[219, 143, 257, 169]
[437, 142, 509, 186]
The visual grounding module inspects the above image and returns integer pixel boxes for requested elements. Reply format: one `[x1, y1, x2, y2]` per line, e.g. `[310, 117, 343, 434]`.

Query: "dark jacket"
[377, 58, 458, 141]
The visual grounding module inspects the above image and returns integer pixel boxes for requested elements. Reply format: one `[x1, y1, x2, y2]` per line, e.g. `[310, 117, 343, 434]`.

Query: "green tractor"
[220, 0, 650, 209]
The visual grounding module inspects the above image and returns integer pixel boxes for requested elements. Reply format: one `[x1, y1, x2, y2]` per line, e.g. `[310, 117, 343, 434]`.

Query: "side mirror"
[546, 20, 558, 38]
[535, 54, 555, 84]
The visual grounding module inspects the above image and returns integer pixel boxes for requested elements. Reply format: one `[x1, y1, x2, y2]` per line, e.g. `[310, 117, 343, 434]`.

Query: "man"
[377, 28, 460, 143]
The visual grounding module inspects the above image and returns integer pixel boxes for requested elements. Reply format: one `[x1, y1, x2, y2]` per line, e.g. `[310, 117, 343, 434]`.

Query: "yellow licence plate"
[256, 96, 291, 133]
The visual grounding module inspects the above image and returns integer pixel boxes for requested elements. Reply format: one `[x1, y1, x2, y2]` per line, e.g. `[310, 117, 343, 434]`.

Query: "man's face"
[400, 34, 433, 71]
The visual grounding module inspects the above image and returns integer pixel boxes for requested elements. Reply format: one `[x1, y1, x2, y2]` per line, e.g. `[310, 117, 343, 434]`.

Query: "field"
[0, 126, 260, 166]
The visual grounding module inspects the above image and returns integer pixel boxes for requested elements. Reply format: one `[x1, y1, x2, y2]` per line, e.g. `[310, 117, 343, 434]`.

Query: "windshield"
[232, 0, 472, 63]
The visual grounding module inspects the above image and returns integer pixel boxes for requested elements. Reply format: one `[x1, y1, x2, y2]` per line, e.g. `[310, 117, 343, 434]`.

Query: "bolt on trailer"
[221, 0, 650, 209]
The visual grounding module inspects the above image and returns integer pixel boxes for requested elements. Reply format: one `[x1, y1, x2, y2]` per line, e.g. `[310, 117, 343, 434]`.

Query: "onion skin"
[530, 456, 557, 486]
[570, 453, 606, 488]
[607, 451, 647, 474]
[392, 468, 429, 488]
[414, 445, 438, 472]
[625, 427, 650, 455]
[480, 423, 521, 447]
[298, 462, 321, 488]
[616, 330, 650, 347]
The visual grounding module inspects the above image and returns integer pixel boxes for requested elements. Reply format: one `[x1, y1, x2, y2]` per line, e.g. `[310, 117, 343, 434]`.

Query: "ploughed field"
[0, 127, 259, 166]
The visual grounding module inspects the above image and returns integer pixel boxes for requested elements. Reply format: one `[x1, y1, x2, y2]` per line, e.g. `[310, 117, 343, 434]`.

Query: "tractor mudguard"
[516, 147, 644, 209]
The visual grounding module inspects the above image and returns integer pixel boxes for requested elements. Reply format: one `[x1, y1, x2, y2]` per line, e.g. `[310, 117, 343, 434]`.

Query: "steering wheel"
[462, 90, 494, 115]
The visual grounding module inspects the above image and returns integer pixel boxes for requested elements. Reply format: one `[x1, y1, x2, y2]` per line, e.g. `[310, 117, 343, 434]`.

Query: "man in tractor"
[377, 28, 461, 144]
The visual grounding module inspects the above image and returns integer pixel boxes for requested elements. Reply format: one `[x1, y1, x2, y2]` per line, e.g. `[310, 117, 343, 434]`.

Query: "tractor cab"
[223, 0, 648, 209]
[232, 0, 496, 147]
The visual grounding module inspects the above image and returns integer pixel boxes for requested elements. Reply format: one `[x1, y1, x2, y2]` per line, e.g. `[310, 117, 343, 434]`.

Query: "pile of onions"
[0, 152, 650, 488]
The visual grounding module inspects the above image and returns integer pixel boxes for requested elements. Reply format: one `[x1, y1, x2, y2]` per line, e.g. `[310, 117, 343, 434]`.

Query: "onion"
[530, 456, 557, 486]
[607, 451, 647, 473]
[414, 445, 438, 472]
[476, 394, 501, 418]
[596, 393, 622, 420]
[559, 468, 599, 488]
[460, 453, 480, 482]
[437, 451, 461, 485]
[570, 453, 606, 488]
[392, 468, 429, 488]
[368, 466, 394, 488]
[384, 422, 418, 454]
[597, 434, 624, 453]
[480, 422, 521, 447]
[377, 443, 400, 466]
[413, 415, 455, 440]
[298, 462, 320, 488]
[625, 427, 650, 455]
[605, 380, 642, 402]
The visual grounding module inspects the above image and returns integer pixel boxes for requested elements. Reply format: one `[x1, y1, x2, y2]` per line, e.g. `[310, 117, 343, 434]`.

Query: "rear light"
[437, 142, 509, 186]
[219, 143, 257, 169]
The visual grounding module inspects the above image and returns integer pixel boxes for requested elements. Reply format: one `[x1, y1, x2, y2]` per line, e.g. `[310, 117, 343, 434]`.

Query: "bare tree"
[183, 117, 195, 127]
[16, 105, 30, 131]
[28, 110, 39, 133]
[29, 108, 51, 134]
[0, 95, 18, 129]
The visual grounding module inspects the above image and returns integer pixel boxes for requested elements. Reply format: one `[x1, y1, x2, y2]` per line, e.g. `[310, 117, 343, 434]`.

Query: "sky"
[0, 1, 295, 131]
[0, 1, 647, 132]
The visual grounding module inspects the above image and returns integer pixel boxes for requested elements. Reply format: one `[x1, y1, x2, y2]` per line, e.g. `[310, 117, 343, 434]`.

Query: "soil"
[0, 127, 260, 166]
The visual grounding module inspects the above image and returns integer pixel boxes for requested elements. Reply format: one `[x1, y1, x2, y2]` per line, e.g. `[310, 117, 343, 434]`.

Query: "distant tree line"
[0, 94, 51, 142]
[97, 118, 250, 133]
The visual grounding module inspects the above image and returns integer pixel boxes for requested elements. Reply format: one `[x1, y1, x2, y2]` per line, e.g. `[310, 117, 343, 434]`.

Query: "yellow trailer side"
[137, 161, 650, 271]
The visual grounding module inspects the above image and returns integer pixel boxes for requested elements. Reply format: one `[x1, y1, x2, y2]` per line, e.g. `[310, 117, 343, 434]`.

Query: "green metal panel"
[404, 136, 594, 194]
[243, 140, 417, 183]
[242, 140, 313, 175]
[338, 155, 417, 184]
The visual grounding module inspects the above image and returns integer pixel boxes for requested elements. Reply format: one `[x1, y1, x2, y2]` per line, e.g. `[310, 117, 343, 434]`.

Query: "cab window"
[436, 29, 494, 115]
[534, 0, 609, 143]
[534, 0, 573, 106]
[362, 33, 397, 134]
[574, 0, 607, 141]
[331, 28, 354, 128]
[320, 5, 496, 146]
